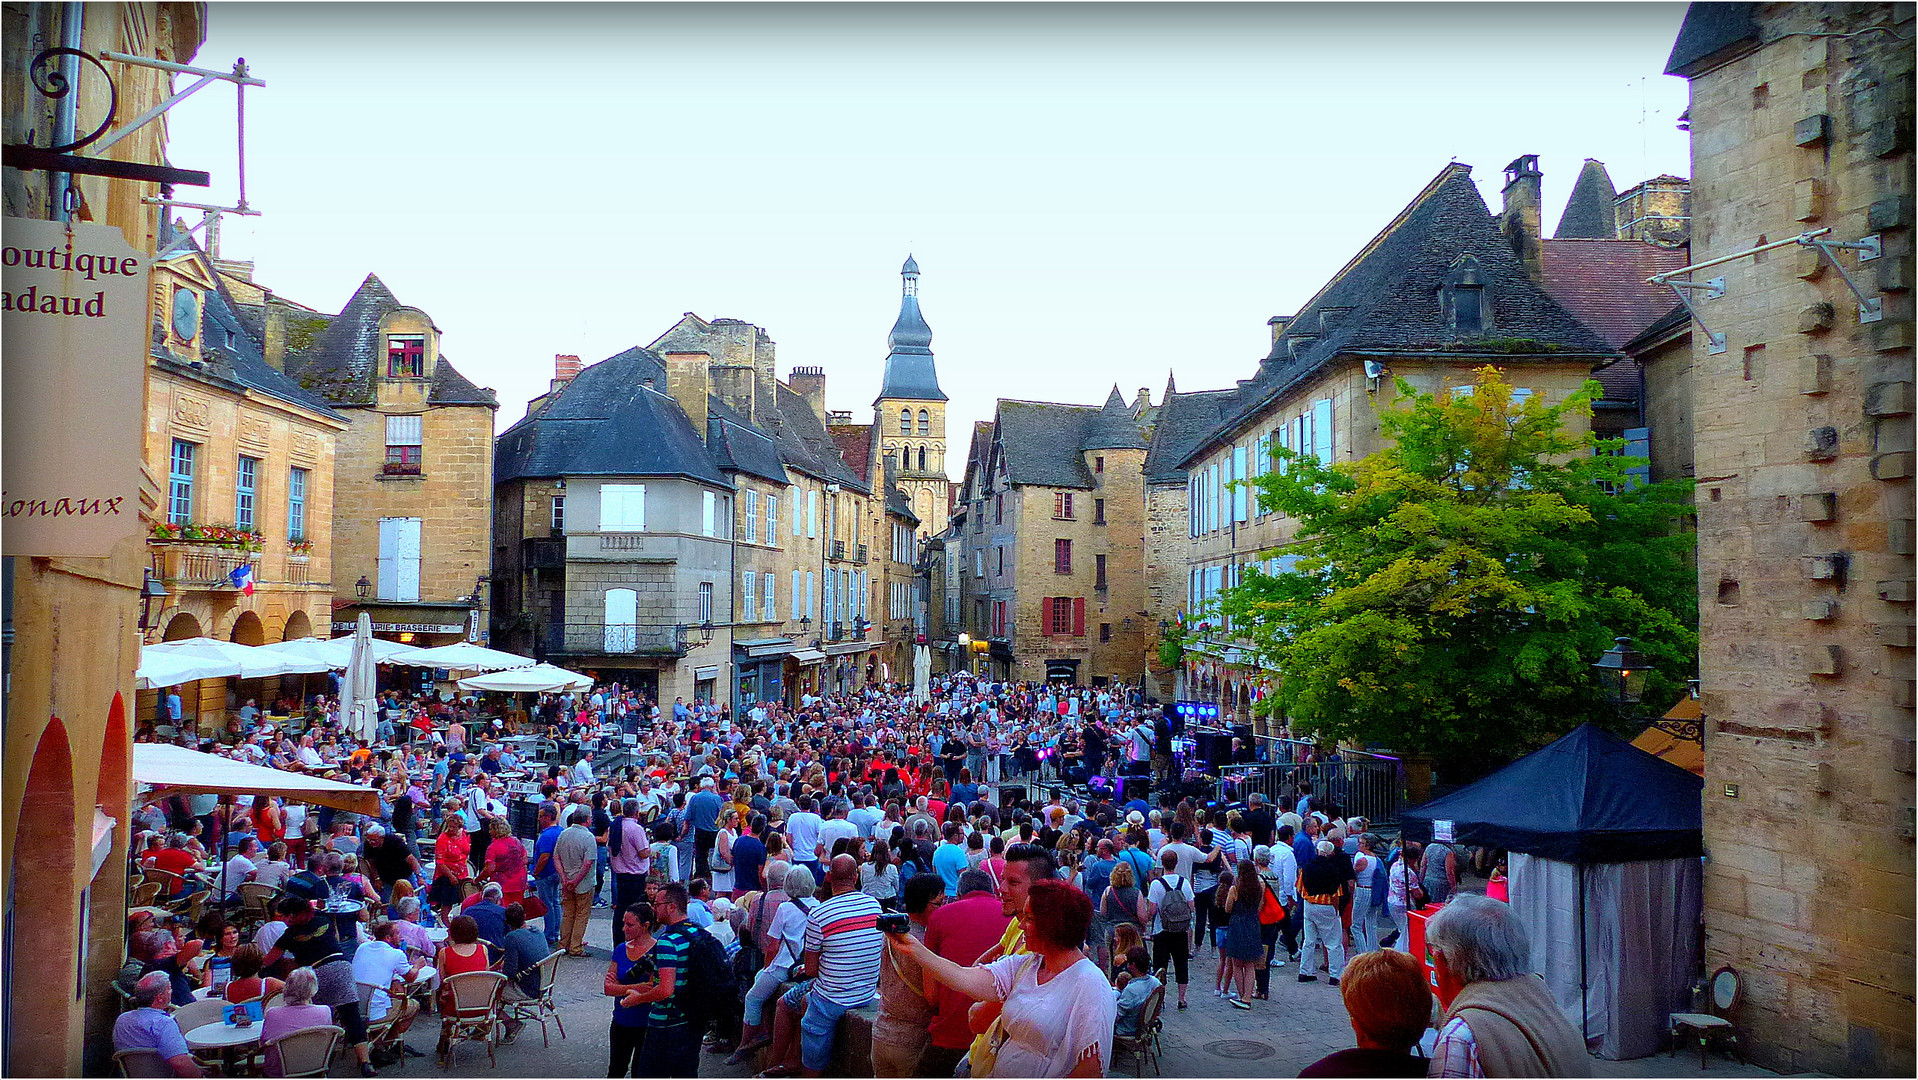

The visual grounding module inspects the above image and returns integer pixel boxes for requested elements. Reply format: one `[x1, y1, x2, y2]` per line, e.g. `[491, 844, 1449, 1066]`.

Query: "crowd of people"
[115, 670, 1584, 1079]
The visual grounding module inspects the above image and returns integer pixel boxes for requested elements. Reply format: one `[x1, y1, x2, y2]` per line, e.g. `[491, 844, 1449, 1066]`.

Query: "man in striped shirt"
[792, 854, 883, 1077]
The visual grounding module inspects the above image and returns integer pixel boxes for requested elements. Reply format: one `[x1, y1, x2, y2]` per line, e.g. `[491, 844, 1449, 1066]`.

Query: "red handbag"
[1259, 881, 1284, 925]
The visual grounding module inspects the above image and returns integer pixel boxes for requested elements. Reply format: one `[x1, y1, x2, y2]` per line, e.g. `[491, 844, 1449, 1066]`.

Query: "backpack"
[1158, 875, 1193, 932]
[731, 893, 774, 986]
[679, 924, 739, 1036]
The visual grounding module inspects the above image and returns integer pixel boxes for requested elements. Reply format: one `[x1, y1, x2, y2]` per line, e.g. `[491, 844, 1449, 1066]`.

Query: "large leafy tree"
[1219, 366, 1696, 775]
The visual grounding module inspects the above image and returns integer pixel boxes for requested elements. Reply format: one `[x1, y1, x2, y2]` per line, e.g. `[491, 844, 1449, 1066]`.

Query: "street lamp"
[355, 575, 371, 601]
[138, 569, 168, 636]
[1591, 636, 1648, 717]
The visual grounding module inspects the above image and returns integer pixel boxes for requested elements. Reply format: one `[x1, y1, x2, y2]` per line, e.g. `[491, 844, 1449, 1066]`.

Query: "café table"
[185, 1018, 263, 1073]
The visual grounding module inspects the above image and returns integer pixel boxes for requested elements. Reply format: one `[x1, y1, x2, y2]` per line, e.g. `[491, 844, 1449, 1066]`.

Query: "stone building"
[229, 274, 499, 650]
[872, 256, 952, 540]
[2, 4, 208, 1072]
[1141, 375, 1236, 701]
[956, 387, 1156, 686]
[1170, 159, 1619, 731]
[1665, 4, 1914, 1073]
[141, 233, 347, 729]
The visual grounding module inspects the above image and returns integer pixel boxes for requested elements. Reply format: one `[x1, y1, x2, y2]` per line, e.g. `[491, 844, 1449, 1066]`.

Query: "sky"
[164, 2, 1694, 447]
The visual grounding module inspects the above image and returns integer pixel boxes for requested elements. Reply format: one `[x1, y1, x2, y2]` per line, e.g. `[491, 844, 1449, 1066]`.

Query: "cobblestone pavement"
[337, 905, 1783, 1078]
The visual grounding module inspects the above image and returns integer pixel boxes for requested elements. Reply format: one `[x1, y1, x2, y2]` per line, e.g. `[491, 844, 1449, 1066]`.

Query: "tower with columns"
[873, 255, 950, 540]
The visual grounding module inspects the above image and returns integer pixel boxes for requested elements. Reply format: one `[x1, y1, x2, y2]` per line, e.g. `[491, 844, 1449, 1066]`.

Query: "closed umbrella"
[341, 613, 379, 744]
[913, 644, 931, 704]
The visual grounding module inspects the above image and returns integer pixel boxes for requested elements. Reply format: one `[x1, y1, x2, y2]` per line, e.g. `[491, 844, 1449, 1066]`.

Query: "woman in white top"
[712, 808, 738, 895]
[1348, 834, 1380, 956]
[888, 878, 1114, 1078]
[734, 864, 816, 1062]
[859, 839, 900, 909]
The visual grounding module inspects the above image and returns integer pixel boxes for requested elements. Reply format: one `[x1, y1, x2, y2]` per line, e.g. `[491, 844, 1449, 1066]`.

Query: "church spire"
[876, 254, 946, 403]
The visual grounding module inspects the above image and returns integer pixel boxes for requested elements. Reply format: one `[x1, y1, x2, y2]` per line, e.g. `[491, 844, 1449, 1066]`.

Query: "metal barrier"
[1215, 758, 1406, 824]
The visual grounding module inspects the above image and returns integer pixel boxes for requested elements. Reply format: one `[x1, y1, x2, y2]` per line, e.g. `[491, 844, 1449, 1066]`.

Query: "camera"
[876, 912, 910, 935]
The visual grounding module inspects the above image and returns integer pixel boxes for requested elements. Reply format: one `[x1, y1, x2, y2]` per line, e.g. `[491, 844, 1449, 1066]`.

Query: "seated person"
[261, 966, 335, 1078]
[112, 971, 204, 1077]
[1299, 949, 1433, 1078]
[1112, 945, 1161, 1039]
[498, 903, 550, 1042]
[222, 944, 284, 1003]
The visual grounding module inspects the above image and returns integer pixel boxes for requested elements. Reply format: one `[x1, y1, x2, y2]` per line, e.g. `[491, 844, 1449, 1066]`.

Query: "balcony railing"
[149, 540, 257, 588]
[599, 534, 646, 552]
[551, 622, 687, 657]
[287, 556, 310, 585]
[829, 539, 847, 561]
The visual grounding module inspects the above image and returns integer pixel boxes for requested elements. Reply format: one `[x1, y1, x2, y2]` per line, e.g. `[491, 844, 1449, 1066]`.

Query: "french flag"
[227, 563, 255, 596]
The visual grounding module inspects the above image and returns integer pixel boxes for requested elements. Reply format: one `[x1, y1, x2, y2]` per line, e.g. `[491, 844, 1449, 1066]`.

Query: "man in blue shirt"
[531, 804, 563, 949]
[931, 822, 970, 896]
[113, 972, 201, 1076]
[466, 882, 510, 948]
[686, 777, 724, 877]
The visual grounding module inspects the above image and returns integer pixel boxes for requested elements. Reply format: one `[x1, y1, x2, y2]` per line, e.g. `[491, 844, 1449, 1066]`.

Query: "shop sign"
[2, 218, 147, 556]
[332, 621, 462, 633]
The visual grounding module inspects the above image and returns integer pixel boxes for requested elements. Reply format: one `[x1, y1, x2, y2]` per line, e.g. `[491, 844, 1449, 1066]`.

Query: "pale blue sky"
[165, 2, 1693, 446]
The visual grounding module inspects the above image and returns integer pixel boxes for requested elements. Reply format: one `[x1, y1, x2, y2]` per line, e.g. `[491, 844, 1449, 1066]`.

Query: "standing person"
[870, 874, 945, 1077]
[1386, 842, 1424, 952]
[1349, 835, 1380, 956]
[531, 805, 563, 951]
[1145, 847, 1195, 1011]
[916, 869, 1011, 1079]
[1298, 840, 1355, 986]
[786, 797, 826, 880]
[624, 884, 701, 1078]
[553, 806, 598, 957]
[608, 798, 653, 948]
[932, 822, 969, 896]
[712, 806, 739, 897]
[1427, 895, 1589, 1077]
[729, 813, 768, 899]
[1252, 846, 1288, 999]
[1422, 836, 1459, 905]
[480, 818, 528, 909]
[602, 902, 657, 1079]
[885, 878, 1114, 1078]
[686, 777, 724, 877]
[1220, 858, 1265, 1008]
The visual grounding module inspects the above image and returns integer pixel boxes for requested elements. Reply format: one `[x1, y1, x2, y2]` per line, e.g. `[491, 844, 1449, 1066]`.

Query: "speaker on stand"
[1121, 775, 1152, 804]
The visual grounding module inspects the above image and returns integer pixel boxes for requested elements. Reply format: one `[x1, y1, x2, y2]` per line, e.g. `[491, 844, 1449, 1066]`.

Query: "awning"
[791, 649, 827, 665]
[822, 641, 871, 656]
[136, 648, 233, 689]
[133, 743, 380, 815]
[403, 642, 538, 672]
[144, 638, 333, 679]
[258, 636, 430, 670]
[456, 663, 593, 693]
[91, 807, 118, 877]
[694, 665, 721, 680]
[1045, 659, 1081, 679]
[740, 639, 796, 659]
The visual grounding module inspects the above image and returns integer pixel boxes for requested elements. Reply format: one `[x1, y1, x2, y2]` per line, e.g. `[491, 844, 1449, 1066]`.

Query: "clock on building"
[171, 287, 200, 341]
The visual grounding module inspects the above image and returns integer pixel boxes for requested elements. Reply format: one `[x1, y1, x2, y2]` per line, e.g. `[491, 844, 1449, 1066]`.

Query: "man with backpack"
[621, 882, 708, 1077]
[1147, 847, 1197, 1010]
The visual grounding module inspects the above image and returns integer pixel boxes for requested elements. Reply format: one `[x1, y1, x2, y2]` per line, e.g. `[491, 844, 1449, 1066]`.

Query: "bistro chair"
[500, 951, 567, 1047]
[263, 1024, 344, 1079]
[236, 883, 280, 930]
[1111, 976, 1167, 1077]
[167, 888, 210, 925]
[112, 1048, 173, 1077]
[130, 880, 164, 908]
[438, 970, 507, 1070]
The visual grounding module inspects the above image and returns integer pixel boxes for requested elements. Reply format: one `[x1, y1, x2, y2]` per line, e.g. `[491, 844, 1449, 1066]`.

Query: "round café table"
[185, 1022, 262, 1052]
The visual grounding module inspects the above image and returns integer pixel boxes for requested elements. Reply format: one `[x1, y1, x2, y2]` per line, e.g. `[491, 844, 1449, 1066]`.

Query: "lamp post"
[138, 568, 168, 640]
[355, 575, 371, 601]
[1591, 636, 1648, 717]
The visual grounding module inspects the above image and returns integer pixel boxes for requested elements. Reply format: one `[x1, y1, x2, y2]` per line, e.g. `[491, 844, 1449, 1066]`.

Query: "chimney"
[554, 354, 582, 381]
[789, 366, 828, 425]
[713, 364, 755, 421]
[1268, 314, 1292, 346]
[662, 351, 710, 436]
[261, 298, 288, 371]
[1499, 154, 1544, 282]
[1135, 386, 1152, 410]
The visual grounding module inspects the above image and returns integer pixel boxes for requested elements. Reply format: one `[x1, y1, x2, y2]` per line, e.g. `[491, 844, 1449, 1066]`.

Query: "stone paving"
[321, 904, 1787, 1078]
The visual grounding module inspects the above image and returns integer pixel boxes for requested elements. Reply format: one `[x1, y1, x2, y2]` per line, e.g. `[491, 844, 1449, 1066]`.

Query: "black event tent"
[1399, 722, 1703, 863]
[1398, 722, 1705, 1059]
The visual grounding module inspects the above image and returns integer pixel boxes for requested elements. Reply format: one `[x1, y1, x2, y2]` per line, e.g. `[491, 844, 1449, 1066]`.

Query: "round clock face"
[172, 288, 200, 341]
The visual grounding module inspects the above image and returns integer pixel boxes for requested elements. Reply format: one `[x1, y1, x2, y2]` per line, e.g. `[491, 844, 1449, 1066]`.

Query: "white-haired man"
[1428, 894, 1589, 1076]
[1296, 838, 1354, 986]
[113, 971, 203, 1076]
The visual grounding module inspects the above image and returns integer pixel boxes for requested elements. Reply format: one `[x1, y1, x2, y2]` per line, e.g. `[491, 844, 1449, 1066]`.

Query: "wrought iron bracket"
[1660, 278, 1728, 354]
[1797, 234, 1884, 323]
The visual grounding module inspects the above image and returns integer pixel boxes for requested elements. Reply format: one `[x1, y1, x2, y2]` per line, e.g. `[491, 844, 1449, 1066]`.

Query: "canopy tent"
[403, 642, 537, 672]
[457, 663, 593, 693]
[1399, 723, 1704, 1059]
[256, 636, 432, 669]
[145, 637, 334, 680]
[135, 648, 234, 689]
[133, 742, 380, 815]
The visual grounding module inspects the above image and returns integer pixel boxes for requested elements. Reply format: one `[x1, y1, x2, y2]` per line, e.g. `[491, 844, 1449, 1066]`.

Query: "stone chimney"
[662, 351, 710, 435]
[713, 364, 756, 421]
[789, 366, 828, 425]
[554, 354, 582, 382]
[1499, 154, 1544, 282]
[1268, 314, 1292, 346]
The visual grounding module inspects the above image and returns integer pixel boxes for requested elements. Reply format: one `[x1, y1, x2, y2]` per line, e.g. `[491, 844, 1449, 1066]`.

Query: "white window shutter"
[703, 491, 716, 537]
[1313, 399, 1334, 463]
[395, 518, 422, 602]
[378, 518, 400, 600]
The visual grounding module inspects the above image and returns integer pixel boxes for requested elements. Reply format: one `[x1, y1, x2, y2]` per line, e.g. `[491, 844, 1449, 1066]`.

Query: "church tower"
[873, 255, 950, 539]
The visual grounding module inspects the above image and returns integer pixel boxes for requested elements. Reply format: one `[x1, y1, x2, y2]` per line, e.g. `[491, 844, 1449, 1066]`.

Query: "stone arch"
[283, 609, 313, 641]
[230, 610, 265, 646]
[83, 695, 133, 1076]
[161, 612, 202, 641]
[6, 717, 78, 1075]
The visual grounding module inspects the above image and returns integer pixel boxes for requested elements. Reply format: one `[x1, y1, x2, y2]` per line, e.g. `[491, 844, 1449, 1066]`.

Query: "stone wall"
[1678, 5, 1915, 1074]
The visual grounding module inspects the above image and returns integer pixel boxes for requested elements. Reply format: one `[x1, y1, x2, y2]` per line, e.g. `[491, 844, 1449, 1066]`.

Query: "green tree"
[1219, 366, 1696, 776]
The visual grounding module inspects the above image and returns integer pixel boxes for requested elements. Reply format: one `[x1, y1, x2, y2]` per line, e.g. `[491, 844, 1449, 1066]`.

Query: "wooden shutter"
[1072, 597, 1086, 637]
[1041, 597, 1054, 636]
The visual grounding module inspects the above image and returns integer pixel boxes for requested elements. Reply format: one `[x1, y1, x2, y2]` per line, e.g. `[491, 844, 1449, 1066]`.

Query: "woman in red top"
[480, 819, 528, 907]
[253, 795, 283, 848]
[435, 915, 491, 1056]
[429, 817, 471, 919]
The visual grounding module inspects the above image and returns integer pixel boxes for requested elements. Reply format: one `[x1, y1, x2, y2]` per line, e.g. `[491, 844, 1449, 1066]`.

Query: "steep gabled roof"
[770, 383, 867, 489]
[707, 395, 791, 485]
[1082, 385, 1150, 451]
[493, 347, 728, 485]
[1665, 2, 1760, 78]
[992, 400, 1101, 489]
[1553, 159, 1619, 239]
[1541, 239, 1691, 349]
[829, 422, 876, 483]
[1144, 387, 1239, 482]
[1184, 162, 1615, 469]
[280, 273, 495, 409]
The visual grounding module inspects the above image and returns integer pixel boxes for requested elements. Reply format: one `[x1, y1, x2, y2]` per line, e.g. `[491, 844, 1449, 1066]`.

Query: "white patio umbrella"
[403, 642, 537, 672]
[146, 637, 331, 679]
[913, 644, 931, 704]
[330, 635, 432, 666]
[340, 613, 379, 744]
[258, 636, 431, 669]
[135, 647, 233, 689]
[457, 663, 593, 693]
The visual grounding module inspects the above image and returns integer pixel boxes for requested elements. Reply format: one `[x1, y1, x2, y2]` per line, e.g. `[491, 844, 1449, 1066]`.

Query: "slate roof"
[829, 423, 876, 483]
[152, 232, 345, 422]
[1180, 162, 1616, 469]
[1144, 387, 1239, 482]
[885, 483, 920, 525]
[276, 274, 497, 409]
[1553, 159, 1619, 239]
[707, 395, 791, 485]
[1622, 303, 1691, 356]
[494, 346, 729, 486]
[770, 383, 868, 488]
[992, 400, 1103, 489]
[876, 259, 946, 403]
[1665, 2, 1760, 77]
[1540, 239, 1691, 349]
[1082, 386, 1150, 451]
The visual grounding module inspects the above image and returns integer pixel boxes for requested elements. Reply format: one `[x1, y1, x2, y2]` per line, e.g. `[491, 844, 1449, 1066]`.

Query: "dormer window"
[1442, 255, 1489, 335]
[387, 335, 425, 378]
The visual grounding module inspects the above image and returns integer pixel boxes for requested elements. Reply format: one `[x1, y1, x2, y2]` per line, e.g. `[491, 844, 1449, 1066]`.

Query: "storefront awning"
[822, 641, 871, 656]
[694, 666, 721, 680]
[742, 639, 797, 659]
[134, 743, 380, 814]
[791, 649, 827, 665]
